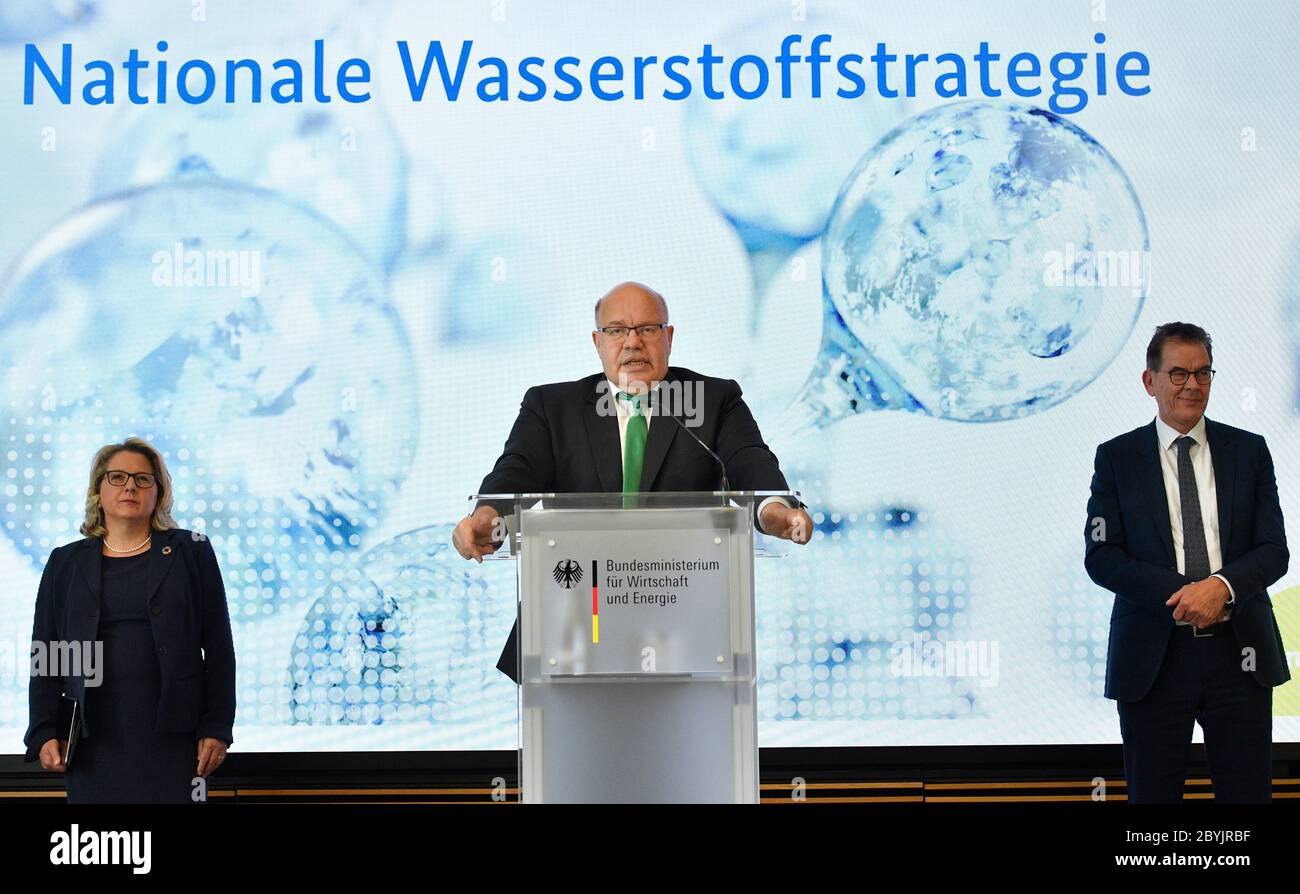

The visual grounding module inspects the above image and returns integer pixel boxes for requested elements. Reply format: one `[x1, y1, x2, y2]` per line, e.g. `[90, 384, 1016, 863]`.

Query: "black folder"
[57, 695, 82, 768]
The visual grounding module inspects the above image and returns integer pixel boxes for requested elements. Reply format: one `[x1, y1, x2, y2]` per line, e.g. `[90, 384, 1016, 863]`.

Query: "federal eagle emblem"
[552, 559, 583, 589]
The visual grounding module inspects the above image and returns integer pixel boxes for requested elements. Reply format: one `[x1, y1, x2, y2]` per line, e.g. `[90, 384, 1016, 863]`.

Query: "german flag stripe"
[591, 559, 599, 643]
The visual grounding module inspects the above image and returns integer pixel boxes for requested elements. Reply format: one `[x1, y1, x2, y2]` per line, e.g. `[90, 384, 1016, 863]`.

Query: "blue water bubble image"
[95, 97, 409, 272]
[0, 0, 93, 42]
[684, 8, 905, 337]
[287, 524, 515, 728]
[786, 101, 1149, 431]
[0, 181, 418, 617]
[387, 238, 449, 345]
[1049, 564, 1110, 700]
[391, 231, 552, 348]
[757, 505, 978, 724]
[440, 235, 544, 345]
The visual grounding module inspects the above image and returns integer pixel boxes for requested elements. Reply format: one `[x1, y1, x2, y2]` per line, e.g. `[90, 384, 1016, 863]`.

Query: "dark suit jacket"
[1084, 417, 1290, 702]
[479, 366, 794, 682]
[24, 528, 237, 761]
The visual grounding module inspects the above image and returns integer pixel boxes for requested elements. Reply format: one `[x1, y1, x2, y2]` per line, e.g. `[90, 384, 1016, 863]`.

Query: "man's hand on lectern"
[760, 502, 814, 544]
[453, 505, 505, 562]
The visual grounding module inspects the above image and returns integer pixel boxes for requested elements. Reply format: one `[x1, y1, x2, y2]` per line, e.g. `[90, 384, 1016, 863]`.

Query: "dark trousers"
[1117, 625, 1273, 803]
[496, 615, 520, 684]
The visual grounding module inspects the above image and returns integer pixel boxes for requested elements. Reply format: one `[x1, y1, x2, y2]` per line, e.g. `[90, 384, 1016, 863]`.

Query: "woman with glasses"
[23, 437, 236, 803]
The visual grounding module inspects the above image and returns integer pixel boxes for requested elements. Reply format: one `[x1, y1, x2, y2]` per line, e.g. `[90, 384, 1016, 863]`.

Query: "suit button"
[158, 645, 167, 655]
[151, 605, 161, 615]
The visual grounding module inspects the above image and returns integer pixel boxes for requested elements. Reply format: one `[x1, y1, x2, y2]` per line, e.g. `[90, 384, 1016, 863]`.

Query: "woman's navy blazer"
[23, 528, 236, 761]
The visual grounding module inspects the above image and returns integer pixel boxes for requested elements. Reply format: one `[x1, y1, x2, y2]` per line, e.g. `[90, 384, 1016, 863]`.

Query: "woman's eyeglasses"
[103, 470, 156, 488]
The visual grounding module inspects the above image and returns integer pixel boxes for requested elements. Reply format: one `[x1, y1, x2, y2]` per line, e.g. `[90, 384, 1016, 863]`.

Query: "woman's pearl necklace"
[104, 534, 151, 553]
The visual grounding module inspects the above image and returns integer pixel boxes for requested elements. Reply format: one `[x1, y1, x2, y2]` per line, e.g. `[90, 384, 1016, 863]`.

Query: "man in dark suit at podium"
[1084, 322, 1290, 802]
[453, 281, 813, 682]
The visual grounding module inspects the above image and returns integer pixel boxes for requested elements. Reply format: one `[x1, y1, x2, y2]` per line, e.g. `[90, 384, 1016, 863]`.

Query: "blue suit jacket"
[1084, 417, 1290, 702]
[23, 528, 236, 761]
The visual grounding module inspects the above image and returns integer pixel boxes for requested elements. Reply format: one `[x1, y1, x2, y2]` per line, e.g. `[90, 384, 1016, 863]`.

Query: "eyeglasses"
[1165, 367, 1215, 386]
[595, 323, 669, 340]
[103, 470, 156, 489]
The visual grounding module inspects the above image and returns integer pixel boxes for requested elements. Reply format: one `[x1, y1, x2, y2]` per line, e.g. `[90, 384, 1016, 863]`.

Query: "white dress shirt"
[606, 380, 792, 534]
[1152, 414, 1235, 621]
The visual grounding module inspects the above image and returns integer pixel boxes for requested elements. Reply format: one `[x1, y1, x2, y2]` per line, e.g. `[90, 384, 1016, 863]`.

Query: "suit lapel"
[74, 539, 102, 607]
[639, 372, 683, 492]
[583, 378, 624, 492]
[1136, 421, 1177, 567]
[81, 531, 177, 608]
[145, 530, 177, 607]
[1205, 418, 1235, 558]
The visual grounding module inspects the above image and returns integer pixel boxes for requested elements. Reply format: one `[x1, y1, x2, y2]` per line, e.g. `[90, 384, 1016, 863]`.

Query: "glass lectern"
[473, 491, 794, 804]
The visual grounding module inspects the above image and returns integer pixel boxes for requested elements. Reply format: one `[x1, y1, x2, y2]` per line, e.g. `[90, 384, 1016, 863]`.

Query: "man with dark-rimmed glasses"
[1084, 322, 1289, 802]
[453, 281, 813, 683]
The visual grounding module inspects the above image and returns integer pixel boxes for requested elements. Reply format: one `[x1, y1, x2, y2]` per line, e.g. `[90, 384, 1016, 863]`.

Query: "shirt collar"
[606, 378, 661, 413]
[1154, 413, 1207, 452]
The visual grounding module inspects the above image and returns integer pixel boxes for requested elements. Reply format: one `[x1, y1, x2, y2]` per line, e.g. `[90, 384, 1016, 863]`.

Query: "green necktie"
[618, 391, 647, 508]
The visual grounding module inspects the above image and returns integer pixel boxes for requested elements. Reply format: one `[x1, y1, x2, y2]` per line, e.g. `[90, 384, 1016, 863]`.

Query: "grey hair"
[1145, 321, 1213, 372]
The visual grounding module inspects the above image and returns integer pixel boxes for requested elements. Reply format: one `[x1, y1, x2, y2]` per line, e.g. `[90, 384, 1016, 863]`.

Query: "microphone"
[654, 394, 798, 537]
[666, 412, 730, 493]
